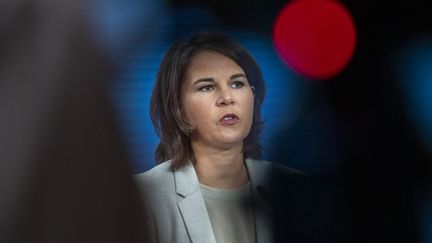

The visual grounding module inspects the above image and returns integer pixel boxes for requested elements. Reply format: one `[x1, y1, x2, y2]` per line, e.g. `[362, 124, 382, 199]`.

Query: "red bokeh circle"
[273, 0, 357, 80]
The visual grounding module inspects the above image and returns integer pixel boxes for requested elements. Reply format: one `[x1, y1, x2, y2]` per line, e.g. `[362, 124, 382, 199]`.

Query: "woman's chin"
[193, 131, 248, 148]
[215, 134, 246, 147]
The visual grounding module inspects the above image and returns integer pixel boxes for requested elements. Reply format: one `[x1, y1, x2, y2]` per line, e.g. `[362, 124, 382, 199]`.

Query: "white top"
[200, 182, 256, 243]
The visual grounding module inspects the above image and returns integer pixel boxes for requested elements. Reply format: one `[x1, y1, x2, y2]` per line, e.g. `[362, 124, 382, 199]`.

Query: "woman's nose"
[216, 90, 234, 106]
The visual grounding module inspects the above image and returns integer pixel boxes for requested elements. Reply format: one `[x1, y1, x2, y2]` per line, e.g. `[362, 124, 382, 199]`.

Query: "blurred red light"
[273, 0, 357, 80]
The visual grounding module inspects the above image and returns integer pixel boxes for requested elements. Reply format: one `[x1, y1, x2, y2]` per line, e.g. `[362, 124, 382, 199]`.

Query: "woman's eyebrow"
[230, 73, 246, 80]
[193, 78, 215, 85]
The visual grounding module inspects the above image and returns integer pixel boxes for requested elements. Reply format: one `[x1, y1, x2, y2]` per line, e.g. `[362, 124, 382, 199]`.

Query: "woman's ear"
[251, 86, 255, 96]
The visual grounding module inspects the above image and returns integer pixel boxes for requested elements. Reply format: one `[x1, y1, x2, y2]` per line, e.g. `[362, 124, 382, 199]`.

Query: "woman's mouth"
[219, 113, 240, 125]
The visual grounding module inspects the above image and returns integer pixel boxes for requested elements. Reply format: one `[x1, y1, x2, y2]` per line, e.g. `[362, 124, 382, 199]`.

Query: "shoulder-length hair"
[150, 32, 265, 170]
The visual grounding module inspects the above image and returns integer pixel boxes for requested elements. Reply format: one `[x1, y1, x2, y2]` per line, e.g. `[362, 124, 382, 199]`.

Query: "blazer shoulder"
[134, 160, 175, 193]
[270, 161, 305, 176]
[246, 158, 305, 176]
[134, 160, 173, 180]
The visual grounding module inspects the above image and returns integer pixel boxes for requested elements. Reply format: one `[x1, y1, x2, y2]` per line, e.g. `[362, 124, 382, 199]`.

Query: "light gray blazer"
[134, 159, 297, 243]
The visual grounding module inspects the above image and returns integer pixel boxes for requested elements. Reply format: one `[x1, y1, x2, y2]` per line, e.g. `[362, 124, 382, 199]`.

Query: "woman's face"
[181, 51, 254, 150]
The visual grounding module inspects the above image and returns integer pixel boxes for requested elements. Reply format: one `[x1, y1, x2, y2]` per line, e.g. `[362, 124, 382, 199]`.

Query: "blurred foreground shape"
[0, 0, 148, 241]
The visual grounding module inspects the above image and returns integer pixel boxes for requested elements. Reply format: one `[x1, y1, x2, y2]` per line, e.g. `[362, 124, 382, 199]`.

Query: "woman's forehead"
[184, 51, 245, 79]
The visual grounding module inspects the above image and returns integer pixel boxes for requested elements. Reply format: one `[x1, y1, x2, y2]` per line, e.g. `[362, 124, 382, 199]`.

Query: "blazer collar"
[246, 159, 274, 243]
[174, 162, 216, 243]
[174, 159, 273, 243]
[174, 159, 270, 195]
[174, 162, 200, 197]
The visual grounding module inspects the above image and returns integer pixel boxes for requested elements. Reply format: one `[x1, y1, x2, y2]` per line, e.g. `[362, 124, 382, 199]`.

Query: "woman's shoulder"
[245, 158, 304, 175]
[134, 160, 175, 191]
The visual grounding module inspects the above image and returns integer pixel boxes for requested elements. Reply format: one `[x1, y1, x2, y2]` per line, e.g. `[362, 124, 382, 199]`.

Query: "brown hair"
[150, 32, 265, 170]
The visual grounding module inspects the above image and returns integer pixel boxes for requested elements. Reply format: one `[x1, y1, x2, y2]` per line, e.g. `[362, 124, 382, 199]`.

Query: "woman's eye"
[198, 85, 214, 92]
[230, 81, 244, 89]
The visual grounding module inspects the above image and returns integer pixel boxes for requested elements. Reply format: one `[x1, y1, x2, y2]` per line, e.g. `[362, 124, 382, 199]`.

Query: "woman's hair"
[150, 32, 266, 170]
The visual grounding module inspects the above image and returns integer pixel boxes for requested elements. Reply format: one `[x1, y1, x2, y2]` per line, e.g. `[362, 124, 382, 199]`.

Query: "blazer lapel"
[174, 163, 216, 243]
[246, 159, 274, 243]
[252, 187, 274, 243]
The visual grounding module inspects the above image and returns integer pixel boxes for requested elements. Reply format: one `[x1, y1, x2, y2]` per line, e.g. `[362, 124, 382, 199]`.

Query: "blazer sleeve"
[142, 196, 158, 243]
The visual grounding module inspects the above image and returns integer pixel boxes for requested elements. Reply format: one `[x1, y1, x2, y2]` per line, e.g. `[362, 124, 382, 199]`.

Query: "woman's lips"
[219, 113, 240, 125]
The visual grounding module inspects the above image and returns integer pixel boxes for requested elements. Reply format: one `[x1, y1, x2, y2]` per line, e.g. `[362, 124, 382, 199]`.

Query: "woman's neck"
[191, 142, 248, 189]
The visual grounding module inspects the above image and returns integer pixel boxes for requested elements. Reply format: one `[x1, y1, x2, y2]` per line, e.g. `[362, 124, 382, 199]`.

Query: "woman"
[135, 32, 299, 243]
